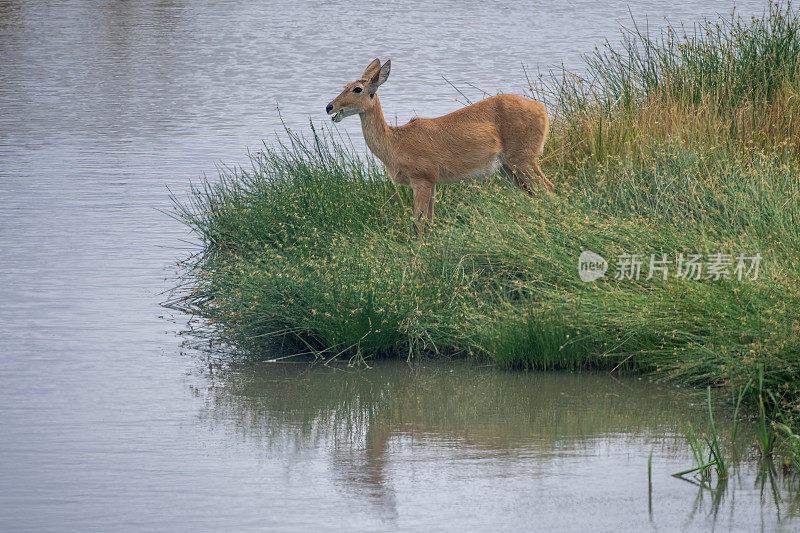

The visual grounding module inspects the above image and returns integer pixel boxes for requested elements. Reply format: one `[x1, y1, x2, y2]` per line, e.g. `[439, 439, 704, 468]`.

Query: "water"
[0, 0, 793, 531]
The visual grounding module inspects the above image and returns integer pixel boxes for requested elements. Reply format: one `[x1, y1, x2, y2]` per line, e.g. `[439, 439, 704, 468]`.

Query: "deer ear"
[362, 58, 381, 79]
[369, 60, 391, 90]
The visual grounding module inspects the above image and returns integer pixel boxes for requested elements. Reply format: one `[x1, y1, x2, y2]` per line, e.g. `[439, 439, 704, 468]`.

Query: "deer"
[326, 58, 553, 233]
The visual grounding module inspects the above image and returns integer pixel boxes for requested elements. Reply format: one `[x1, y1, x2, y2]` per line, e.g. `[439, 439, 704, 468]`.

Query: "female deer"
[326, 59, 553, 233]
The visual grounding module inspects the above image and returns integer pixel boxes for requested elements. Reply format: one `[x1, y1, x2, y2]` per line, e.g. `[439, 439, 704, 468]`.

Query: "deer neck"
[359, 96, 393, 164]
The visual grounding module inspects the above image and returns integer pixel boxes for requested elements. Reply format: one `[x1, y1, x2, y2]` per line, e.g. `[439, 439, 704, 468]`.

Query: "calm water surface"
[0, 1, 793, 531]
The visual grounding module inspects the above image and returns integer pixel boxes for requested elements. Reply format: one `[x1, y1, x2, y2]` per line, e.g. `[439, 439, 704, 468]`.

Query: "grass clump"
[538, 1, 800, 170]
[673, 388, 729, 483]
[168, 4, 800, 426]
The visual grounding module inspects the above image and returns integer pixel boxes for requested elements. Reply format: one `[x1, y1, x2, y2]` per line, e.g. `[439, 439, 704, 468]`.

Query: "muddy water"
[0, 0, 792, 531]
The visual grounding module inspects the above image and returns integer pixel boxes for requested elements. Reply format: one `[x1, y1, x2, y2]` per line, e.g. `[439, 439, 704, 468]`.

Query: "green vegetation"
[168, 4, 800, 431]
[673, 387, 737, 483]
[539, 0, 800, 170]
[672, 375, 797, 488]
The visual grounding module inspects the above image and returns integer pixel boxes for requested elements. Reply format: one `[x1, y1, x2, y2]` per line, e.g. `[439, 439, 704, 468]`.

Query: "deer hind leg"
[411, 180, 434, 235]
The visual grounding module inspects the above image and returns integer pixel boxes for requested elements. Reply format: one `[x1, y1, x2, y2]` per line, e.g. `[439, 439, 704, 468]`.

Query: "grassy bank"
[539, 1, 800, 170]
[168, 5, 800, 425]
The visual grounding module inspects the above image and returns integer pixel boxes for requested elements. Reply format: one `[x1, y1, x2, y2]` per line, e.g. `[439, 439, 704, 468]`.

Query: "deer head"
[326, 58, 391, 123]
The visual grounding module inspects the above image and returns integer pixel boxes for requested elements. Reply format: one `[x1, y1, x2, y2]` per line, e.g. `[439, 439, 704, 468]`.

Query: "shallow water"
[0, 0, 792, 531]
[196, 360, 797, 531]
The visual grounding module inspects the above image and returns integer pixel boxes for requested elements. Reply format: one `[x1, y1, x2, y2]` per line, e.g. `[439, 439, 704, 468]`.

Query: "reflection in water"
[196, 360, 799, 530]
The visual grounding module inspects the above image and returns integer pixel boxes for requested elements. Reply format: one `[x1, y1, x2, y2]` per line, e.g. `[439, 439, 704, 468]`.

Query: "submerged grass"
[167, 4, 800, 427]
[673, 394, 726, 483]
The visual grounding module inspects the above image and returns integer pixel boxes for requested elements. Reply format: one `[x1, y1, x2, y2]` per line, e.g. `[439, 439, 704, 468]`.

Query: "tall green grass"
[168, 4, 800, 426]
[536, 1, 800, 170]
[673, 388, 729, 483]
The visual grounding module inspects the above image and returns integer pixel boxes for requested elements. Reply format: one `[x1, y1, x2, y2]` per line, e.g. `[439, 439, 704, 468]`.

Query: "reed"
[536, 1, 800, 172]
[673, 388, 728, 482]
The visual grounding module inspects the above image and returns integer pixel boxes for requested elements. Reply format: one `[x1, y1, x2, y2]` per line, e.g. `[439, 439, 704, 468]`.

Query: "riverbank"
[169, 5, 800, 426]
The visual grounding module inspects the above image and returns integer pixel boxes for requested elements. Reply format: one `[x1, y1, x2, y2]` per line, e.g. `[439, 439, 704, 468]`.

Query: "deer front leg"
[411, 180, 434, 235]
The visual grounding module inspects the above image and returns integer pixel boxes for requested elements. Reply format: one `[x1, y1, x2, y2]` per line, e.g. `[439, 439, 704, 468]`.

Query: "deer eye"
[353, 86, 363, 93]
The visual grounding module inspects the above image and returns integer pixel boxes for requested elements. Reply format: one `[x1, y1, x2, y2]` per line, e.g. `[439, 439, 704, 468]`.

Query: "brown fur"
[327, 59, 553, 233]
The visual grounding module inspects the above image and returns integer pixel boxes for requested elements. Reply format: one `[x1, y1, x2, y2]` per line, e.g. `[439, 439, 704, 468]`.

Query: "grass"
[167, 4, 800, 429]
[535, 1, 800, 171]
[673, 387, 730, 483]
[672, 374, 796, 486]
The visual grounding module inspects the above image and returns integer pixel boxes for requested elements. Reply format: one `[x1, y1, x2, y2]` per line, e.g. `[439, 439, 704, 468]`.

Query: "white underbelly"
[438, 158, 502, 184]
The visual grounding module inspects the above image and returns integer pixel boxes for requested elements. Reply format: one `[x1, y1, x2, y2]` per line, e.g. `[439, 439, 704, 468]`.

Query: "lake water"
[0, 1, 795, 531]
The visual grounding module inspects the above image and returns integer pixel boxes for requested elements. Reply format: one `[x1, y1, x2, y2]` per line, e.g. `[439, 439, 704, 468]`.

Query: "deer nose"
[326, 104, 333, 114]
